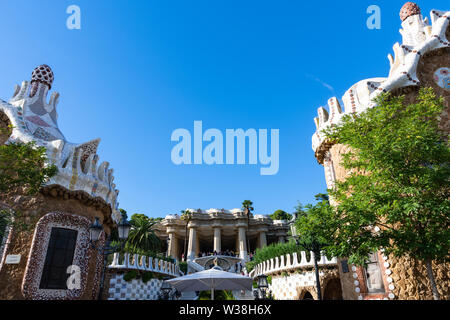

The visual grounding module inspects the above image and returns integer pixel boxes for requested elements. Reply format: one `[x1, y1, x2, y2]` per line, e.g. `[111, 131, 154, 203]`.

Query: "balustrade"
[108, 252, 182, 276]
[251, 251, 338, 277]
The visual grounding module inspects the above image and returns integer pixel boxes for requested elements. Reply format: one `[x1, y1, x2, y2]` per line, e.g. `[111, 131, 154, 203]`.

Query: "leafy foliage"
[242, 200, 254, 214]
[246, 240, 305, 271]
[0, 139, 57, 237]
[125, 213, 163, 254]
[179, 261, 188, 274]
[123, 270, 138, 282]
[270, 209, 292, 221]
[109, 211, 168, 261]
[294, 193, 333, 256]
[319, 88, 450, 266]
[180, 210, 193, 258]
[0, 141, 57, 195]
[141, 271, 154, 283]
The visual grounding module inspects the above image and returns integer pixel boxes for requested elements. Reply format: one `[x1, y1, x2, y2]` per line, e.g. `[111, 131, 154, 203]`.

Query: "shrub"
[179, 262, 188, 274]
[123, 270, 138, 282]
[141, 272, 154, 283]
[247, 241, 305, 271]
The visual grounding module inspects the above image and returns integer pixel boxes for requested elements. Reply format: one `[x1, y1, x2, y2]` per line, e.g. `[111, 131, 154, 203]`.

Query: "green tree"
[270, 209, 292, 221]
[124, 213, 162, 255]
[246, 240, 304, 272]
[0, 138, 57, 238]
[294, 194, 333, 249]
[242, 200, 254, 255]
[180, 209, 193, 260]
[0, 141, 57, 195]
[320, 88, 449, 300]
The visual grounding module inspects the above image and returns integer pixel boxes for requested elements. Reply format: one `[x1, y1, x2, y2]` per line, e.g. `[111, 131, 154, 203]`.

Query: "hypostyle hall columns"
[238, 227, 248, 261]
[187, 227, 197, 261]
[213, 227, 221, 253]
[167, 232, 178, 259]
[259, 231, 267, 248]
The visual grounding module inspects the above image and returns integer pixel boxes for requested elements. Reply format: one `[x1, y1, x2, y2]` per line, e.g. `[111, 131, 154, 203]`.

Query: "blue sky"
[0, 1, 447, 218]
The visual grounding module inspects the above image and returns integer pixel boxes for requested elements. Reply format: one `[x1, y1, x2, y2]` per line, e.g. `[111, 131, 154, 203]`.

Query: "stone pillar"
[195, 231, 200, 257]
[167, 232, 178, 258]
[259, 231, 267, 248]
[213, 228, 221, 253]
[187, 227, 197, 261]
[238, 227, 248, 260]
[278, 236, 285, 244]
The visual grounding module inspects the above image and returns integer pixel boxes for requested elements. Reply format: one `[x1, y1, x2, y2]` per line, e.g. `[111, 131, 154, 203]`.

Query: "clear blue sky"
[0, 1, 447, 218]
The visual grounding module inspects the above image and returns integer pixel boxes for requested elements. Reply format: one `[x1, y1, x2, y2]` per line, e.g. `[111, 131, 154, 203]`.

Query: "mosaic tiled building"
[312, 2, 449, 300]
[0, 65, 122, 299]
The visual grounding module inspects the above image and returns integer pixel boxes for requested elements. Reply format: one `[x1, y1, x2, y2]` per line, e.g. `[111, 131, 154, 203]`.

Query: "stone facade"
[312, 3, 450, 300]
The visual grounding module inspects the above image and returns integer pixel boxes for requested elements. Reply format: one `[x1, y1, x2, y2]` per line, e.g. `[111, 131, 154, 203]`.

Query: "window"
[364, 252, 385, 293]
[39, 227, 78, 290]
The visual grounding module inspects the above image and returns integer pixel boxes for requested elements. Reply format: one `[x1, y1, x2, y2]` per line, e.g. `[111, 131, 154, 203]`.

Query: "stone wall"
[389, 255, 450, 300]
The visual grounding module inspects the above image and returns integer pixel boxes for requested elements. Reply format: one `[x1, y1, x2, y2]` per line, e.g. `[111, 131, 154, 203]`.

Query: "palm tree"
[126, 214, 162, 255]
[180, 210, 193, 261]
[241, 200, 254, 258]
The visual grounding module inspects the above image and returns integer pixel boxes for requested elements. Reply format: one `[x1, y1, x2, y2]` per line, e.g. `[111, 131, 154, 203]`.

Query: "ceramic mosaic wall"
[433, 67, 450, 90]
[107, 273, 163, 300]
[268, 271, 322, 300]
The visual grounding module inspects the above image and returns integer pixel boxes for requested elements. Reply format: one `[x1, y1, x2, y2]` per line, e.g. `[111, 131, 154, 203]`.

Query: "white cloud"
[305, 74, 335, 94]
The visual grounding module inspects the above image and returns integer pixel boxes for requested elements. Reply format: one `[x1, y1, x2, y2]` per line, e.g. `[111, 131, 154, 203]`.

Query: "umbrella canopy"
[167, 267, 253, 300]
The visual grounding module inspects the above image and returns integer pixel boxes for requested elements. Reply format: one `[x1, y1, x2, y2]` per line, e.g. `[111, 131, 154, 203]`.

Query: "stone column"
[195, 231, 200, 257]
[238, 227, 248, 260]
[187, 227, 197, 261]
[167, 232, 178, 258]
[235, 235, 240, 253]
[213, 228, 221, 253]
[259, 231, 267, 248]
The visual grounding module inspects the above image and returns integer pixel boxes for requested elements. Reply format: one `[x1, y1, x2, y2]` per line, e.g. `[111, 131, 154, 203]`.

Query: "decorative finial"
[400, 2, 421, 22]
[30, 65, 54, 97]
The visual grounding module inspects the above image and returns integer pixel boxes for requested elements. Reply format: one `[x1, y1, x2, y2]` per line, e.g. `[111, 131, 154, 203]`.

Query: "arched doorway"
[299, 290, 314, 300]
[323, 278, 343, 300]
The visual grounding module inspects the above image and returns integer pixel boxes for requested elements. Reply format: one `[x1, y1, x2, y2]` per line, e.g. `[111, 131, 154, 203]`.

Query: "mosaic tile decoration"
[433, 67, 450, 90]
[269, 272, 319, 300]
[33, 127, 58, 142]
[107, 274, 163, 300]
